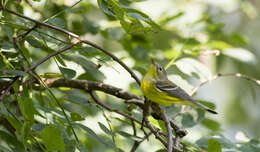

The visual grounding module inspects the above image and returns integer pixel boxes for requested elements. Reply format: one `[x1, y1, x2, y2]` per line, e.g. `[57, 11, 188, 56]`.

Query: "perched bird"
[141, 60, 217, 114]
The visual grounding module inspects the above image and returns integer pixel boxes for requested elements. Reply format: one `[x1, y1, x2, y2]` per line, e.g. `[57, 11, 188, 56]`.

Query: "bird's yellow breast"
[141, 78, 181, 105]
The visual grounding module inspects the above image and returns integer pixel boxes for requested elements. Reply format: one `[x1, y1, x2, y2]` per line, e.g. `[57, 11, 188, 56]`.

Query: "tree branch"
[191, 73, 260, 95]
[2, 7, 141, 85]
[161, 108, 173, 152]
[130, 132, 152, 152]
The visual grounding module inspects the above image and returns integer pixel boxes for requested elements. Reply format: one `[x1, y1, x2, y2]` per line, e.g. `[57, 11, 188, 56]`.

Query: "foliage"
[0, 0, 259, 152]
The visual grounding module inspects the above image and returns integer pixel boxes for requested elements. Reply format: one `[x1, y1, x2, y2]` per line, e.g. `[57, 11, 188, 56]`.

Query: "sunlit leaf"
[41, 72, 63, 78]
[168, 74, 194, 94]
[175, 58, 212, 81]
[222, 48, 256, 64]
[70, 112, 85, 121]
[208, 139, 222, 152]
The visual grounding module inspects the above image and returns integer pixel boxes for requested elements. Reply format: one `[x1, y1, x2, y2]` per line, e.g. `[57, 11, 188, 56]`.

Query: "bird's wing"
[156, 80, 218, 114]
[155, 80, 193, 102]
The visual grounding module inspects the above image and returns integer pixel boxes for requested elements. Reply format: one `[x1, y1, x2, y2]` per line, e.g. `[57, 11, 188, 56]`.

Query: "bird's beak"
[151, 59, 156, 65]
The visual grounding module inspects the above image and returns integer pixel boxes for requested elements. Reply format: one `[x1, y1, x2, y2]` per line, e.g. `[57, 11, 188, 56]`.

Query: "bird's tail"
[193, 100, 218, 114]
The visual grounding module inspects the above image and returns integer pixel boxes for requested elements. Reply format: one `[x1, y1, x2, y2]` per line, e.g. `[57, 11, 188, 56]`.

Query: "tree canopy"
[0, 0, 260, 152]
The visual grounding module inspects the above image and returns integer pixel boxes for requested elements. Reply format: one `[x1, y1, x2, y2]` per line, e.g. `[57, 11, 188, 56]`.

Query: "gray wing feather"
[155, 80, 218, 114]
[155, 80, 194, 102]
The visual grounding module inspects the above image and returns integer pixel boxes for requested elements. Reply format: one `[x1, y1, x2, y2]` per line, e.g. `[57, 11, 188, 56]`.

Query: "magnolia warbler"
[141, 60, 217, 114]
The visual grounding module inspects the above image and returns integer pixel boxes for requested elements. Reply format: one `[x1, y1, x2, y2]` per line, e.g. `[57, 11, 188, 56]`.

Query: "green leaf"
[168, 74, 194, 94]
[26, 36, 45, 48]
[77, 143, 89, 152]
[17, 87, 37, 121]
[201, 118, 221, 132]
[41, 125, 65, 151]
[208, 139, 222, 152]
[117, 131, 142, 140]
[49, 18, 66, 28]
[206, 41, 232, 50]
[21, 121, 33, 147]
[5, 115, 22, 133]
[97, 0, 159, 34]
[59, 66, 76, 79]
[98, 122, 114, 136]
[0, 130, 25, 152]
[155, 149, 167, 152]
[1, 25, 14, 40]
[25, 36, 56, 53]
[97, 0, 117, 18]
[196, 136, 235, 150]
[41, 72, 63, 78]
[222, 48, 256, 64]
[0, 69, 27, 76]
[175, 58, 212, 81]
[64, 54, 105, 81]
[76, 123, 115, 149]
[70, 112, 85, 121]
[159, 12, 185, 25]
[237, 145, 255, 152]
[181, 113, 197, 128]
[197, 100, 216, 110]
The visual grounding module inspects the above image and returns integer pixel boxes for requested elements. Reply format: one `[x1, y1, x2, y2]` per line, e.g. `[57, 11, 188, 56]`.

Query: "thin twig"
[89, 91, 169, 148]
[130, 132, 152, 152]
[191, 73, 260, 95]
[18, 24, 38, 39]
[90, 91, 142, 124]
[128, 106, 137, 136]
[0, 77, 19, 101]
[144, 116, 168, 147]
[161, 108, 173, 152]
[25, 39, 81, 72]
[3, 8, 141, 85]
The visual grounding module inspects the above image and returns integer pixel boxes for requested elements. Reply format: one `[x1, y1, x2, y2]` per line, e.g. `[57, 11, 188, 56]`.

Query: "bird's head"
[147, 59, 168, 80]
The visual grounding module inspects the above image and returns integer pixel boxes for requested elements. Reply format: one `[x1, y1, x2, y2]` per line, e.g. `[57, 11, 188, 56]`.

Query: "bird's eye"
[158, 67, 163, 72]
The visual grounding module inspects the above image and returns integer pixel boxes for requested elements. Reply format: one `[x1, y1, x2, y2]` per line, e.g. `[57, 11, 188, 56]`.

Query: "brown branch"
[2, 7, 141, 85]
[191, 73, 260, 95]
[161, 108, 173, 152]
[130, 132, 152, 152]
[143, 116, 168, 147]
[0, 78, 170, 148]
[18, 24, 38, 39]
[44, 79, 142, 101]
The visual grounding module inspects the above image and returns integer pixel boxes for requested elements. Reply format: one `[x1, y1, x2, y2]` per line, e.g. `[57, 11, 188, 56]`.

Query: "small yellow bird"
[141, 60, 217, 114]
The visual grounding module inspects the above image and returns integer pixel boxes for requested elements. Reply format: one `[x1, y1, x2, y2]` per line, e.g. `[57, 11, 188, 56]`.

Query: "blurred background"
[1, 0, 260, 151]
